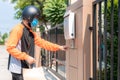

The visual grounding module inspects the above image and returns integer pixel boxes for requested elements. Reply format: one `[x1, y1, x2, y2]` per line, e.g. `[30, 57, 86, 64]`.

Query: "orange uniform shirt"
[6, 23, 61, 60]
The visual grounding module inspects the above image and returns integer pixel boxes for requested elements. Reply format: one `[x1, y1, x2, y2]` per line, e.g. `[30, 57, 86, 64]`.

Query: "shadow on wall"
[83, 14, 92, 80]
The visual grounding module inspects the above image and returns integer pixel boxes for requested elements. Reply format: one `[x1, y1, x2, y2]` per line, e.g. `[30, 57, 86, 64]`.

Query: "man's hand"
[26, 56, 36, 64]
[59, 45, 68, 51]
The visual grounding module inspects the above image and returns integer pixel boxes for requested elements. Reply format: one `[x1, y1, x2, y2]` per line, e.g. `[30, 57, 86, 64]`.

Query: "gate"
[92, 0, 120, 80]
[41, 24, 66, 80]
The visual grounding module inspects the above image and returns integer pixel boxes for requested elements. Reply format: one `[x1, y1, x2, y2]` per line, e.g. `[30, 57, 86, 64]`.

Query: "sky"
[0, 0, 20, 35]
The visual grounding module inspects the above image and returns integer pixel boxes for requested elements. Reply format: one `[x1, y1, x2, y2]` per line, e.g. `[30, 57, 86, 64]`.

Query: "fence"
[41, 23, 66, 80]
[92, 0, 120, 80]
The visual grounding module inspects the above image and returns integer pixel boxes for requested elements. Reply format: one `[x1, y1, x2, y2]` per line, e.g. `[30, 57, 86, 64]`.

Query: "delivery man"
[6, 5, 67, 80]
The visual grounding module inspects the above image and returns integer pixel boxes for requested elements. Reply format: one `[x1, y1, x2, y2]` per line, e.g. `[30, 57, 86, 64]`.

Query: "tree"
[0, 33, 8, 45]
[9, 0, 67, 27]
[8, 0, 67, 32]
[9, 0, 47, 28]
[2, 33, 8, 41]
[43, 0, 67, 26]
[9, 0, 50, 32]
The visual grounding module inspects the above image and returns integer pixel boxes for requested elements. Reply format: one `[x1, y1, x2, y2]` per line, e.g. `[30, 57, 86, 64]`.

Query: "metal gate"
[92, 0, 120, 80]
[41, 24, 66, 80]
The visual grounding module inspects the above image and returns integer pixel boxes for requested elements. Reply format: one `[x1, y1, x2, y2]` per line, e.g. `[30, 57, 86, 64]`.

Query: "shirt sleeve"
[6, 24, 29, 60]
[34, 32, 61, 51]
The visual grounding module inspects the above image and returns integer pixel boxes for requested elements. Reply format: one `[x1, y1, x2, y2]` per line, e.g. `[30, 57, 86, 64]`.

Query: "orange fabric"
[33, 32, 61, 51]
[6, 23, 61, 60]
[6, 24, 29, 60]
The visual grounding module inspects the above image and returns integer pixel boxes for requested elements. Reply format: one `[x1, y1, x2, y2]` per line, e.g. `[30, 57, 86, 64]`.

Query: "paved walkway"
[0, 45, 11, 80]
[0, 45, 60, 80]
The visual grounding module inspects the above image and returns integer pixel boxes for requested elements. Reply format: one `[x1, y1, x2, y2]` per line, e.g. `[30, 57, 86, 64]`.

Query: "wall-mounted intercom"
[64, 10, 75, 40]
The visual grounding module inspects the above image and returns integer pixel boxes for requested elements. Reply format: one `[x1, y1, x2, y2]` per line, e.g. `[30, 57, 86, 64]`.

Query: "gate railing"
[92, 0, 120, 80]
[41, 23, 66, 80]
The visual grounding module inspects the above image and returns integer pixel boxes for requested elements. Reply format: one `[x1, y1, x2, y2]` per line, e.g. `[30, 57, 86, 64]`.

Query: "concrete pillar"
[66, 0, 93, 80]
[35, 28, 41, 67]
